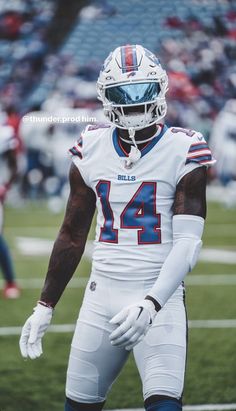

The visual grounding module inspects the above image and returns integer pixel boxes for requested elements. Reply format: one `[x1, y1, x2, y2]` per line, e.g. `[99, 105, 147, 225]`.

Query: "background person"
[0, 121, 20, 298]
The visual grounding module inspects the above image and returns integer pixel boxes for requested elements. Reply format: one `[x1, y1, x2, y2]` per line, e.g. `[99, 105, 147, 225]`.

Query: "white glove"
[19, 303, 53, 359]
[109, 299, 157, 351]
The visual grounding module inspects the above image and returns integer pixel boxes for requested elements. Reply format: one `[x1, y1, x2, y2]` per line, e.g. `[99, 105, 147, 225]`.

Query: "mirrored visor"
[105, 82, 161, 105]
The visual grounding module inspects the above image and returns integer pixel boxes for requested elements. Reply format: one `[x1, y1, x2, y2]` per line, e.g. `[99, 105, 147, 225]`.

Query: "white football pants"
[66, 270, 187, 404]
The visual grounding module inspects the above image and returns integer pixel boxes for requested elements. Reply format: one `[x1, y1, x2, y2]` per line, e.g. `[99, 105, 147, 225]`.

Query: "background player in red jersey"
[0, 122, 20, 298]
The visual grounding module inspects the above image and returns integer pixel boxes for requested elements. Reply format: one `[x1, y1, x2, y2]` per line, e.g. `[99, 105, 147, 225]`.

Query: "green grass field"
[0, 201, 236, 411]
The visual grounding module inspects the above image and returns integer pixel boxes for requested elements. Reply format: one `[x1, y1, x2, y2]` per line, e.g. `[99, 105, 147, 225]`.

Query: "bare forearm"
[40, 233, 85, 306]
[40, 163, 96, 307]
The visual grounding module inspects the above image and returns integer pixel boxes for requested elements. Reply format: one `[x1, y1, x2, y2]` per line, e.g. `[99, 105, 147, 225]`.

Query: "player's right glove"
[109, 299, 158, 350]
[19, 303, 53, 359]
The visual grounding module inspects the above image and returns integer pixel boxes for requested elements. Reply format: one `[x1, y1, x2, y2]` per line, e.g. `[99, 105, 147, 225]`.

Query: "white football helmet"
[97, 44, 168, 137]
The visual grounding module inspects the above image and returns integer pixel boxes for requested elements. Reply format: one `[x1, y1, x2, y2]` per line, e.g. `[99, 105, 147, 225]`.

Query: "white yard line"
[1, 319, 236, 337]
[108, 406, 236, 411]
[2, 274, 236, 289]
[15, 237, 94, 259]
[186, 274, 236, 286]
[7, 223, 236, 231]
[189, 319, 236, 328]
[200, 249, 236, 264]
[0, 277, 89, 289]
[14, 237, 236, 264]
[0, 324, 75, 336]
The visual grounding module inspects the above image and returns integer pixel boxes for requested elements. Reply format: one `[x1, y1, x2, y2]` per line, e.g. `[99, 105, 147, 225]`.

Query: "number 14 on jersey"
[96, 180, 161, 245]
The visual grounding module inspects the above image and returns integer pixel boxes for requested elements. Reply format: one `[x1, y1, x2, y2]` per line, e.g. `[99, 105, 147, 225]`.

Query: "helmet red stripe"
[124, 44, 134, 72]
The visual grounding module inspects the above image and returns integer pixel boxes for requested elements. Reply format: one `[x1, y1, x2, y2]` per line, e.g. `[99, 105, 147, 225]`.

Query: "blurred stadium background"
[0, 0, 236, 410]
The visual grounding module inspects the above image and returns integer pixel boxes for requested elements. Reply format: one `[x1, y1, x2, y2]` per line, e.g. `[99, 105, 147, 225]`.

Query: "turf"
[0, 201, 235, 411]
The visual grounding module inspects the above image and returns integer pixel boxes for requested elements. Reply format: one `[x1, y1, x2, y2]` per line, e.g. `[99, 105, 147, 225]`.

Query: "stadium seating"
[28, 0, 236, 126]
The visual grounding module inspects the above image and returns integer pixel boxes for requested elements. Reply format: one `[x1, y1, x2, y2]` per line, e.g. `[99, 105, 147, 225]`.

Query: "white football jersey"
[70, 124, 214, 280]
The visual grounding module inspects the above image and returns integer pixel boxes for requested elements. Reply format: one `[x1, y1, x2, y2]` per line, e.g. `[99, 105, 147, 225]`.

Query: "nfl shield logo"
[89, 281, 97, 291]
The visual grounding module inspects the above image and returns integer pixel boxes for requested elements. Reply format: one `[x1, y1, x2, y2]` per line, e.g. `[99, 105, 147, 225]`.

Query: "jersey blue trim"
[188, 143, 208, 152]
[112, 125, 168, 159]
[112, 129, 126, 157]
[186, 154, 212, 164]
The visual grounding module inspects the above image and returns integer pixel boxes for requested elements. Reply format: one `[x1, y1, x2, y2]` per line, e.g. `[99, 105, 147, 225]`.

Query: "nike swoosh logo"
[137, 307, 143, 319]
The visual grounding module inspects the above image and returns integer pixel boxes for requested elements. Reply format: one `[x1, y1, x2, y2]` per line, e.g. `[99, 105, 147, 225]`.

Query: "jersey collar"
[112, 125, 168, 158]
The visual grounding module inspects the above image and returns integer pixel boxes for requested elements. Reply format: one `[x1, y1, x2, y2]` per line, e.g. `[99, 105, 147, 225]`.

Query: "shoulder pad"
[86, 123, 111, 132]
[170, 127, 199, 138]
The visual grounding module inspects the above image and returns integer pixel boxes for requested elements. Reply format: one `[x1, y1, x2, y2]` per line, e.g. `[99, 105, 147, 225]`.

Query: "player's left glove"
[109, 299, 157, 351]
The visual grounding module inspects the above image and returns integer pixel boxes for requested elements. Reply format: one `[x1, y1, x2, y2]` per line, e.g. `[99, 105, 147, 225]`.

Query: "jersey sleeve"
[68, 127, 90, 186]
[68, 123, 111, 187]
[185, 138, 216, 167]
[175, 130, 216, 184]
[69, 135, 83, 159]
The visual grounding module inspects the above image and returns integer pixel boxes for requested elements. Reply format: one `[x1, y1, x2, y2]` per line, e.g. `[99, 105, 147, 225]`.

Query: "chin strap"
[125, 128, 141, 168]
[120, 125, 162, 145]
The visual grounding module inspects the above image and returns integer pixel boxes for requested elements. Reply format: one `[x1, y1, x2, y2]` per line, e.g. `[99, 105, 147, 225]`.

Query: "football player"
[19, 45, 215, 411]
[210, 99, 236, 185]
[0, 122, 20, 298]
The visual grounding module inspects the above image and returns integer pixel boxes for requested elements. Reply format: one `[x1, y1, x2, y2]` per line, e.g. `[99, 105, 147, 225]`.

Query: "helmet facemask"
[98, 80, 167, 132]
